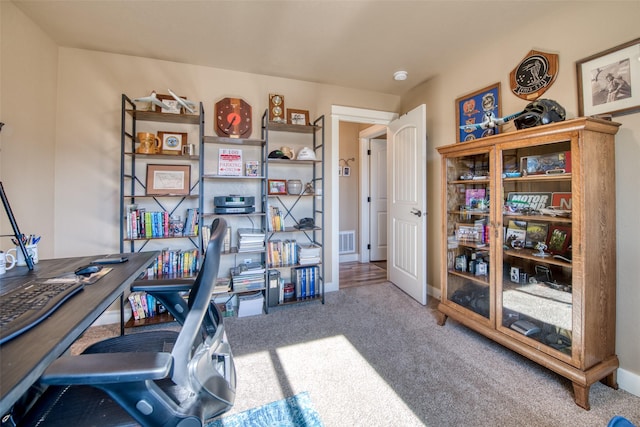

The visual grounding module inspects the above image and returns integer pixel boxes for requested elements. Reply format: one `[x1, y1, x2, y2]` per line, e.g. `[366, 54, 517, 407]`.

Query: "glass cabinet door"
[498, 140, 573, 356]
[443, 149, 493, 322]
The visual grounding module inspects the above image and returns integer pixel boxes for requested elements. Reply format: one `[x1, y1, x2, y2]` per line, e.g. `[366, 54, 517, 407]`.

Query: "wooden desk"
[0, 252, 157, 415]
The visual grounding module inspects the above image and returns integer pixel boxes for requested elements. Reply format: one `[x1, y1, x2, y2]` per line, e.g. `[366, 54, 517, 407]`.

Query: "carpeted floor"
[73, 282, 640, 426]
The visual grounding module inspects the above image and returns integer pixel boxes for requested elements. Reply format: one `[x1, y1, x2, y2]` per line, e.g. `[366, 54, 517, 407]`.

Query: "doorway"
[330, 106, 398, 290]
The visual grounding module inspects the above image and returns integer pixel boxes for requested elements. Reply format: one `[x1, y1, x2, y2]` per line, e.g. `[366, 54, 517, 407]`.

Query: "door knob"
[410, 208, 422, 217]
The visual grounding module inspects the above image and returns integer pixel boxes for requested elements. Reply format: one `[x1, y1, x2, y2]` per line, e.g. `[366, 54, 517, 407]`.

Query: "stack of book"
[231, 262, 265, 293]
[232, 273, 265, 293]
[237, 228, 265, 252]
[298, 244, 321, 265]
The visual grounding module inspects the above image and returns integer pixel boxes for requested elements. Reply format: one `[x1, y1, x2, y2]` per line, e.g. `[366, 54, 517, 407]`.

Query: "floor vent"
[339, 230, 356, 254]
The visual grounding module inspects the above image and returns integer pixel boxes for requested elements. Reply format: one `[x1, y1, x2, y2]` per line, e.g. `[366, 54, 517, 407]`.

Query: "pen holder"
[7, 244, 39, 266]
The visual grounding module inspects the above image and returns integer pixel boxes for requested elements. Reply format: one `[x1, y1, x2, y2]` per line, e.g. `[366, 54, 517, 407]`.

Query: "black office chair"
[19, 218, 236, 427]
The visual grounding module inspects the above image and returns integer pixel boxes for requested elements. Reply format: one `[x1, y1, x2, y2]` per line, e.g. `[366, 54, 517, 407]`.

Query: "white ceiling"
[13, 0, 563, 96]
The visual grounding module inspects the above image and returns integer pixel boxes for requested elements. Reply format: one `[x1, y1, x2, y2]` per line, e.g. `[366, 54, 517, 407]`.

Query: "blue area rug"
[208, 392, 323, 427]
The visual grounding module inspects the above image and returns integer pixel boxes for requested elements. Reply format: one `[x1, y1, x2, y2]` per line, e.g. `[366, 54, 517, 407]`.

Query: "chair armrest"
[131, 280, 193, 293]
[41, 352, 172, 386]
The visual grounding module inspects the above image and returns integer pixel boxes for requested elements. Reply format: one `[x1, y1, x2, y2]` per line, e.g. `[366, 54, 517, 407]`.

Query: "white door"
[369, 138, 387, 261]
[387, 105, 427, 305]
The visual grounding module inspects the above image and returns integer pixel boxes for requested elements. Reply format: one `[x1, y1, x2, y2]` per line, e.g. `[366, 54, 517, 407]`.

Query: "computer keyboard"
[0, 279, 84, 345]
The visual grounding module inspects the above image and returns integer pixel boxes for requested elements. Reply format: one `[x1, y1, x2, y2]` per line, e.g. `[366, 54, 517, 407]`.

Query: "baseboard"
[618, 367, 640, 397]
[339, 253, 359, 263]
[92, 308, 131, 327]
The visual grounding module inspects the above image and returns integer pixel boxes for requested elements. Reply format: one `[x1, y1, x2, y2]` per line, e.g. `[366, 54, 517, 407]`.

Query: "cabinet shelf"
[125, 312, 175, 328]
[502, 248, 572, 267]
[447, 269, 489, 285]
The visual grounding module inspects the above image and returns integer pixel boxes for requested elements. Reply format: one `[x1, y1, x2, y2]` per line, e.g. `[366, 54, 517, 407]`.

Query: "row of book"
[128, 291, 167, 321]
[267, 239, 298, 267]
[288, 265, 321, 301]
[268, 205, 286, 231]
[125, 205, 198, 239]
[145, 248, 200, 278]
[232, 273, 266, 293]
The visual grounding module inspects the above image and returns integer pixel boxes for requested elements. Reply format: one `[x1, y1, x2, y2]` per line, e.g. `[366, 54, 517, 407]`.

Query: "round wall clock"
[215, 97, 252, 138]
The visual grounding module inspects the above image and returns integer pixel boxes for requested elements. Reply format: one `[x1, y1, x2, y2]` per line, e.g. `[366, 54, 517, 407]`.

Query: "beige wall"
[338, 121, 360, 252]
[400, 2, 640, 392]
[0, 2, 57, 257]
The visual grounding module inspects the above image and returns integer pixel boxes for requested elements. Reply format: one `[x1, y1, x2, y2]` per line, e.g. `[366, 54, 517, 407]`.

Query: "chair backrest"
[171, 218, 236, 417]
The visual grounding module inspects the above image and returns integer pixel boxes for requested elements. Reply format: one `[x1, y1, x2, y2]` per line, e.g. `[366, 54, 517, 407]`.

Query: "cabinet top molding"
[438, 117, 621, 154]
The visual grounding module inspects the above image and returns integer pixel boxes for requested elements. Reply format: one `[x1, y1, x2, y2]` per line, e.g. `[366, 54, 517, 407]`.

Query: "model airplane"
[168, 89, 197, 114]
[460, 110, 524, 131]
[133, 91, 171, 110]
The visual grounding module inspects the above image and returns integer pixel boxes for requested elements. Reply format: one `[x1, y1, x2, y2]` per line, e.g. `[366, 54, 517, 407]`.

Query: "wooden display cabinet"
[436, 118, 620, 409]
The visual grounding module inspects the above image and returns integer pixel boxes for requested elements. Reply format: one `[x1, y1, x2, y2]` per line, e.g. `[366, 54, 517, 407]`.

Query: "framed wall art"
[287, 109, 309, 125]
[455, 83, 501, 143]
[268, 179, 287, 195]
[158, 131, 187, 155]
[576, 38, 640, 117]
[146, 164, 191, 195]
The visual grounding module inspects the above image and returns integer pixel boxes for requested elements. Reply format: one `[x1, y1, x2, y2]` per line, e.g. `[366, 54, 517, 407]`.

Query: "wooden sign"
[510, 50, 559, 100]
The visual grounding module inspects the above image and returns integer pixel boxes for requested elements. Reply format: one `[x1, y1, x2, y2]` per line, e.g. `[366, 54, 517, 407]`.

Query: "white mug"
[7, 244, 39, 266]
[0, 251, 17, 275]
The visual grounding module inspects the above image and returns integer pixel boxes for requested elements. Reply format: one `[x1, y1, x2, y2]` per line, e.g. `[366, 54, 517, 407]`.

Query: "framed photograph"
[546, 225, 571, 255]
[287, 109, 309, 125]
[456, 82, 501, 143]
[343, 166, 351, 177]
[576, 38, 640, 117]
[268, 179, 287, 195]
[154, 94, 182, 114]
[158, 131, 187, 155]
[146, 164, 191, 195]
[525, 222, 549, 249]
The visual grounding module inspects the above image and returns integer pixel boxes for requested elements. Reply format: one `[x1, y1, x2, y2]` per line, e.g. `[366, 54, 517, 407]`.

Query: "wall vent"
[339, 230, 356, 254]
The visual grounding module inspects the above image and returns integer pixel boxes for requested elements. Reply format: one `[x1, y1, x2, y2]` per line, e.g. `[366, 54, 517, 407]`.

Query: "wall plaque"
[510, 50, 559, 100]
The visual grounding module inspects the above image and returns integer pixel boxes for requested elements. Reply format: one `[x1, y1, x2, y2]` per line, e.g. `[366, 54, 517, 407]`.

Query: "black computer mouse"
[74, 264, 103, 277]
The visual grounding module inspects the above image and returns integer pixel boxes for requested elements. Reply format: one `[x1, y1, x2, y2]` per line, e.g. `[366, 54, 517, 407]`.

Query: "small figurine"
[460, 110, 524, 132]
[133, 91, 171, 111]
[533, 242, 550, 258]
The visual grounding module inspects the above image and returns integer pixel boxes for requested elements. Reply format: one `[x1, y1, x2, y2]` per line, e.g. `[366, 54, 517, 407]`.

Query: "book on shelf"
[267, 239, 298, 267]
[237, 228, 265, 252]
[245, 160, 259, 177]
[145, 248, 199, 278]
[267, 206, 285, 231]
[506, 220, 527, 245]
[214, 277, 231, 294]
[290, 265, 320, 300]
[128, 291, 166, 321]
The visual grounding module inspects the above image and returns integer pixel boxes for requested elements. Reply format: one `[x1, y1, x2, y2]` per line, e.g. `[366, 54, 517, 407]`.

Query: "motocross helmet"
[514, 99, 566, 130]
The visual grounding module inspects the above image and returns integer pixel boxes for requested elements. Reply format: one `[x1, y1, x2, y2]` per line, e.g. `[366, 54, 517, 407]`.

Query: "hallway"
[339, 261, 388, 289]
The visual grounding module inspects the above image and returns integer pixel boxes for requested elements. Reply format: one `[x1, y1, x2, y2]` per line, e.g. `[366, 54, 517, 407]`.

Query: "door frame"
[331, 106, 398, 290]
[358, 124, 387, 264]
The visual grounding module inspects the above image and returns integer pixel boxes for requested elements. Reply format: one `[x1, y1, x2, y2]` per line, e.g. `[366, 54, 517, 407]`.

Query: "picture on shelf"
[268, 179, 287, 195]
[145, 164, 191, 196]
[525, 222, 549, 249]
[245, 160, 259, 177]
[154, 94, 182, 114]
[158, 131, 187, 155]
[465, 188, 486, 209]
[287, 108, 309, 125]
[218, 148, 243, 176]
[546, 225, 571, 254]
[505, 220, 527, 246]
